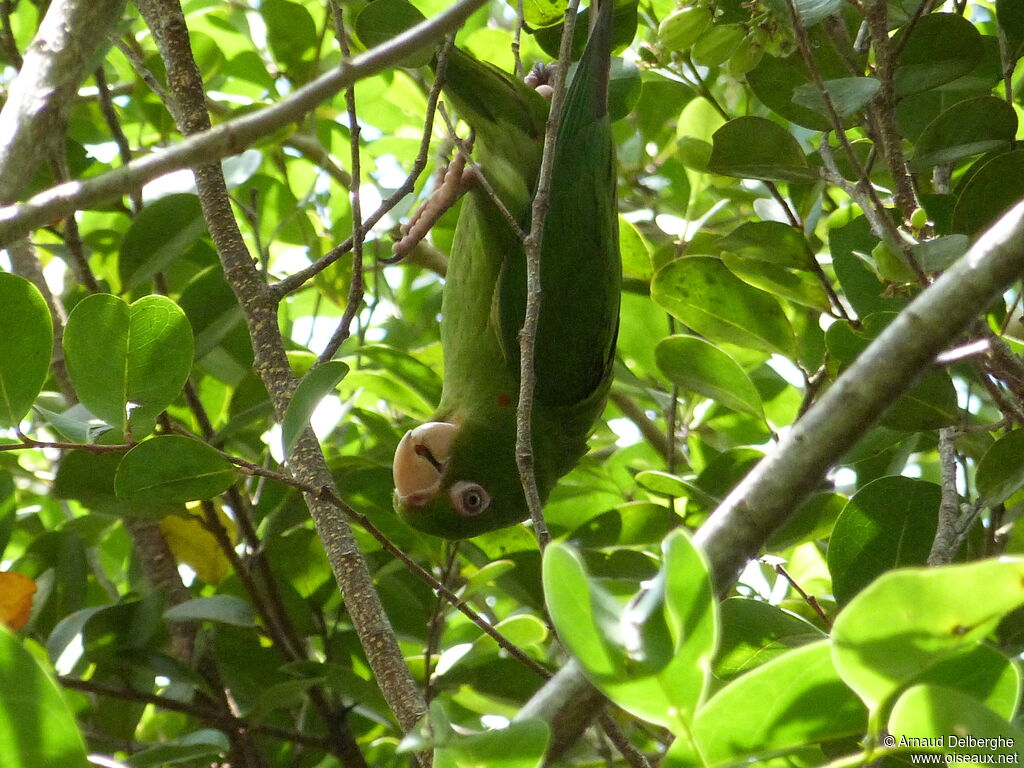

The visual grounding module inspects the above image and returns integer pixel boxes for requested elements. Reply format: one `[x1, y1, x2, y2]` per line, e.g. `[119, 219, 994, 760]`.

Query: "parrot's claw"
[392, 153, 475, 257]
[524, 62, 556, 101]
[393, 421, 457, 507]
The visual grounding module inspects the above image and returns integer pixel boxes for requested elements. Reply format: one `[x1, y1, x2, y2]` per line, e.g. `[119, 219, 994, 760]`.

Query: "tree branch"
[0, 0, 488, 247]
[520, 199, 1024, 749]
[132, 0, 430, 744]
[516, 0, 584, 549]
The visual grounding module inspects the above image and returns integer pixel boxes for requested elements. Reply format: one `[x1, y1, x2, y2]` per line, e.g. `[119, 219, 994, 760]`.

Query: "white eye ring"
[451, 481, 490, 517]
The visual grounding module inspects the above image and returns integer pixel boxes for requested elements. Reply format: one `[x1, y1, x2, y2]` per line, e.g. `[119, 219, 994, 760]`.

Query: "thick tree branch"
[694, 201, 1024, 590]
[522, 199, 1024, 749]
[0, 0, 488, 247]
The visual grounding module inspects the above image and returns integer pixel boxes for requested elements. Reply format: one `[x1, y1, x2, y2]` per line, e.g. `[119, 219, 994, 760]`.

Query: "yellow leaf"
[0, 571, 36, 630]
[160, 508, 237, 585]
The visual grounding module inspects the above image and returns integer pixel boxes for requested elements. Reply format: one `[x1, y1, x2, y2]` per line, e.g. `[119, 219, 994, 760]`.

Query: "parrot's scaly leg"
[392, 150, 475, 256]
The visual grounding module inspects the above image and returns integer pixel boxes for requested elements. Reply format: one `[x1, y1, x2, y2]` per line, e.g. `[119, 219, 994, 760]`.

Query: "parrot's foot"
[392, 151, 476, 257]
[524, 62, 557, 100]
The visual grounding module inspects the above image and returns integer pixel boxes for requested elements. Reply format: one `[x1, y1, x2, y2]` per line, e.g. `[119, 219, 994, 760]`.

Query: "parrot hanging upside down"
[392, 0, 621, 539]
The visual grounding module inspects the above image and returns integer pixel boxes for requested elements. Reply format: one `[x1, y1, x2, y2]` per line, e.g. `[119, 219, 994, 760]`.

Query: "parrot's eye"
[451, 482, 490, 517]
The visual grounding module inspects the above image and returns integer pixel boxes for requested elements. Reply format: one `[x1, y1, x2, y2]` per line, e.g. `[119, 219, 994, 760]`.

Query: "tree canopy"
[1, 0, 1024, 766]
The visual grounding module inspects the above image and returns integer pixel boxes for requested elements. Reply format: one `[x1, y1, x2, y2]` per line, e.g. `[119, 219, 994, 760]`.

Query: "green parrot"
[392, 0, 620, 539]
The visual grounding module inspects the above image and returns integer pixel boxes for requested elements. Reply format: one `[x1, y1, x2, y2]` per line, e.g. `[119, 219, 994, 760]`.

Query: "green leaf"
[912, 644, 1020, 720]
[115, 435, 237, 503]
[262, 0, 317, 75]
[694, 641, 866, 763]
[651, 256, 796, 357]
[129, 731, 229, 768]
[998, 0, 1024, 59]
[655, 335, 764, 418]
[118, 193, 207, 291]
[164, 595, 255, 627]
[831, 558, 1024, 711]
[0, 626, 90, 768]
[712, 221, 810, 268]
[747, 55, 831, 131]
[791, 76, 880, 117]
[281, 361, 349, 456]
[715, 598, 824, 680]
[889, 685, 1024, 758]
[894, 13, 983, 96]
[952, 150, 1024, 235]
[543, 541, 623, 678]
[975, 430, 1024, 507]
[53, 450, 183, 519]
[721, 253, 831, 312]
[354, 0, 431, 68]
[440, 718, 550, 768]
[620, 216, 653, 280]
[708, 116, 817, 182]
[63, 294, 194, 437]
[764, 0, 842, 27]
[827, 476, 940, 605]
[545, 533, 717, 731]
[0, 273, 52, 428]
[518, 0, 566, 28]
[911, 96, 1016, 170]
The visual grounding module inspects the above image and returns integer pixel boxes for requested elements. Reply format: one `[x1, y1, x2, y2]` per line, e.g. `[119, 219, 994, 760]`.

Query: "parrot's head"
[392, 420, 526, 539]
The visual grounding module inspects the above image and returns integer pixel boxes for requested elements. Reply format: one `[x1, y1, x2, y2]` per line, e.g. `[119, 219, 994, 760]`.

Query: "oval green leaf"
[0, 273, 52, 428]
[911, 96, 1016, 170]
[712, 221, 809, 268]
[0, 626, 91, 768]
[164, 595, 255, 627]
[952, 150, 1024, 235]
[827, 476, 940, 605]
[694, 640, 866, 763]
[721, 253, 831, 312]
[651, 256, 796, 357]
[894, 13, 983, 96]
[63, 294, 194, 437]
[792, 76, 880, 118]
[282, 360, 349, 456]
[655, 335, 764, 418]
[119, 193, 207, 291]
[708, 116, 817, 182]
[115, 435, 237, 503]
[976, 430, 1024, 507]
[889, 685, 1024, 758]
[831, 558, 1024, 711]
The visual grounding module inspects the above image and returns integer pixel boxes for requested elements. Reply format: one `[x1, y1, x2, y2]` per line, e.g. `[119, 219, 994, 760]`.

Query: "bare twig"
[271, 36, 457, 295]
[927, 427, 979, 566]
[516, 0, 584, 549]
[319, 2, 365, 364]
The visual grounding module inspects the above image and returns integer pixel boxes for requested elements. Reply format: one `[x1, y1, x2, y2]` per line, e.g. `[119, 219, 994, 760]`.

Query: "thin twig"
[516, 0, 584, 550]
[771, 561, 832, 630]
[58, 676, 333, 749]
[319, 1, 365, 364]
[271, 36, 456, 294]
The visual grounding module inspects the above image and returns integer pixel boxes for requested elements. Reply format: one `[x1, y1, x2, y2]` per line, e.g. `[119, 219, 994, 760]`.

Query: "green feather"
[396, 0, 621, 539]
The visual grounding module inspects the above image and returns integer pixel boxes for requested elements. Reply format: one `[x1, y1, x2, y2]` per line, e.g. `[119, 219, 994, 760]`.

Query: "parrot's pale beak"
[393, 422, 457, 507]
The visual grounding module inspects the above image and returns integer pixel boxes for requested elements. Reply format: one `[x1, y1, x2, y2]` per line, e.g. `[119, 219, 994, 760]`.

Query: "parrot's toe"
[393, 421, 457, 507]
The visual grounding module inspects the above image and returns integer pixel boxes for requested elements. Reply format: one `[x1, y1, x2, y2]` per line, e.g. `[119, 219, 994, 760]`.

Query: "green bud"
[658, 6, 713, 54]
[692, 24, 745, 68]
[726, 33, 766, 77]
[871, 241, 917, 283]
[910, 207, 928, 230]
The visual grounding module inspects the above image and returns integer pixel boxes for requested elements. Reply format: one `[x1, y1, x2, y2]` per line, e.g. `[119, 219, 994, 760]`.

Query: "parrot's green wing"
[393, 0, 621, 538]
